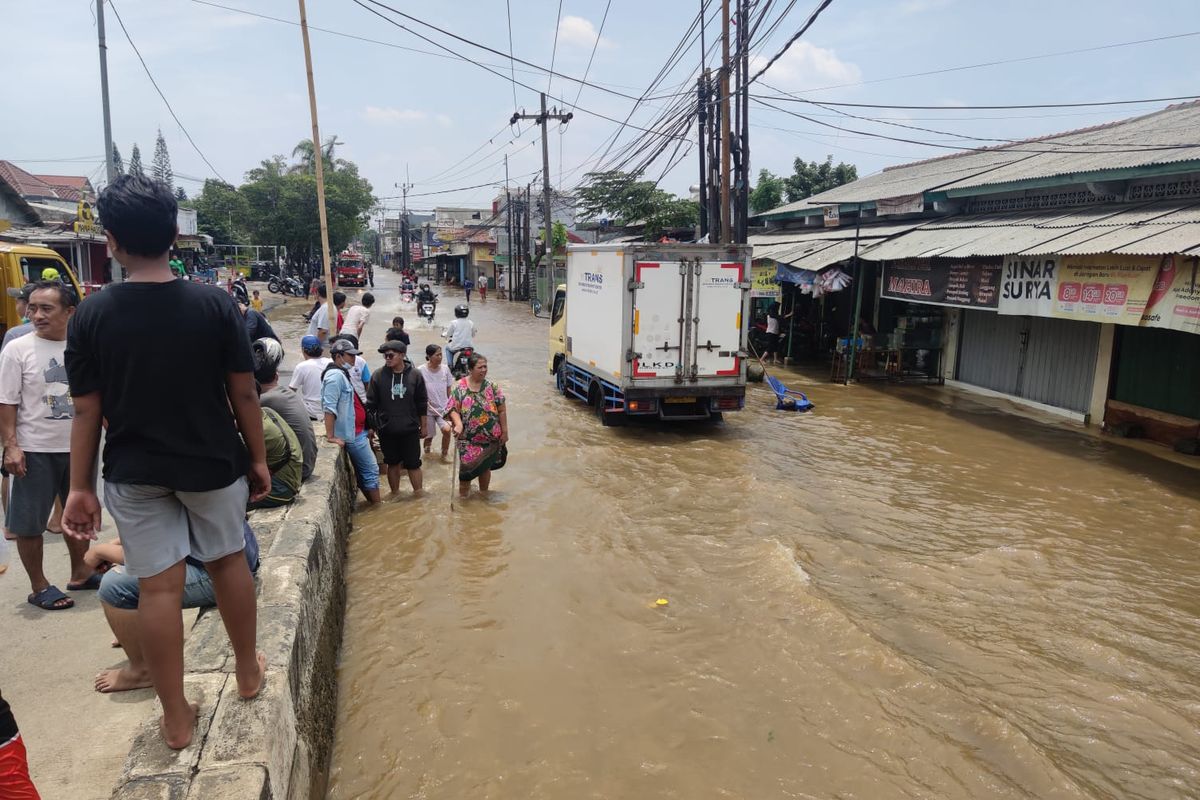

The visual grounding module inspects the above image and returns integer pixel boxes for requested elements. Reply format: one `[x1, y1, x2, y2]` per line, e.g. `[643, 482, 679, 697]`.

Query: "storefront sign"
[751, 261, 780, 298]
[881, 261, 1001, 308]
[997, 253, 1199, 332]
[876, 193, 924, 216]
[74, 200, 99, 235]
[822, 205, 839, 228]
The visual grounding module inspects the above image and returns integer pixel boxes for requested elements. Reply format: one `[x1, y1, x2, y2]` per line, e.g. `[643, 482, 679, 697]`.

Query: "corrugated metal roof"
[860, 201, 1200, 259]
[756, 101, 1200, 210]
[751, 220, 927, 266]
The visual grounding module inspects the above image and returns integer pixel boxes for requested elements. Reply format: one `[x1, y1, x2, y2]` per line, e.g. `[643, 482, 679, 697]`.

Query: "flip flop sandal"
[28, 585, 74, 611]
[66, 573, 103, 591]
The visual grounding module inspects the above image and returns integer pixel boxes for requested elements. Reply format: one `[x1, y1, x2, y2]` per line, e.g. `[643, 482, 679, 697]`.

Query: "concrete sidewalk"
[2, 530, 199, 799]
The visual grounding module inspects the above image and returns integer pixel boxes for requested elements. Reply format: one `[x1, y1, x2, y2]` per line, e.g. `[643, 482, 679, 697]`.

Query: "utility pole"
[297, 0, 335, 331]
[697, 0, 708, 241]
[395, 178, 412, 274]
[511, 94, 572, 310]
[719, 0, 732, 244]
[505, 154, 513, 302]
[96, 0, 121, 283]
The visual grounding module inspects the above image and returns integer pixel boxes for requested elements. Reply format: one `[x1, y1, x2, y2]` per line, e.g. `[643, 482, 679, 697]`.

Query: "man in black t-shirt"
[62, 175, 269, 751]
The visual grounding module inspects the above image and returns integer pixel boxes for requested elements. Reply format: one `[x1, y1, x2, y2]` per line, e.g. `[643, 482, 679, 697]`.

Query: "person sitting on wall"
[88, 521, 260, 693]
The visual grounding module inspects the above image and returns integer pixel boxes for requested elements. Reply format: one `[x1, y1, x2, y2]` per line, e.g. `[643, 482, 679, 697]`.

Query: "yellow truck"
[0, 244, 83, 338]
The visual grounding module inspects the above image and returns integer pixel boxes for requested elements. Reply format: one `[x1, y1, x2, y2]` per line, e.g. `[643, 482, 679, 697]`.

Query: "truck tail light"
[713, 396, 743, 411]
[626, 399, 657, 413]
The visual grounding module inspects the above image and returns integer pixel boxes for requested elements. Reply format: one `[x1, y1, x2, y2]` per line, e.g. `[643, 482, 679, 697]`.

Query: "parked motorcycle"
[268, 273, 307, 297]
[449, 346, 474, 379]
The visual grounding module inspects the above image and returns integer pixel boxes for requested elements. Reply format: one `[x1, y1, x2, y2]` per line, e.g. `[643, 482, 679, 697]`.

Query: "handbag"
[491, 443, 508, 471]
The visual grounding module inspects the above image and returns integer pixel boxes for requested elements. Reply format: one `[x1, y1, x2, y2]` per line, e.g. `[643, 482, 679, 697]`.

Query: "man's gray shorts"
[5, 452, 69, 537]
[103, 478, 249, 579]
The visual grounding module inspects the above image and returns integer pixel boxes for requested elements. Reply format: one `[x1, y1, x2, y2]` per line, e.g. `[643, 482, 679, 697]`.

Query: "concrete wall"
[108, 442, 355, 800]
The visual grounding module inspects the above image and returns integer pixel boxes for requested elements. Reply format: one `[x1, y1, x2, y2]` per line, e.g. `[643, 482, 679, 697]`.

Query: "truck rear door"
[631, 260, 685, 379]
[691, 260, 744, 378]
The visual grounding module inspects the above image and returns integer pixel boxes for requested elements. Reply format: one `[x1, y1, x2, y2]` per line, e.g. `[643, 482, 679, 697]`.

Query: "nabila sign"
[73, 200, 100, 235]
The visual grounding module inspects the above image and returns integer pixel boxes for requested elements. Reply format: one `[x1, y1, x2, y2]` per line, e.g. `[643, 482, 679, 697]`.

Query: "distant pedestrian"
[340, 292, 374, 339]
[417, 344, 453, 459]
[289, 335, 331, 420]
[322, 339, 381, 504]
[63, 174, 267, 750]
[463, 277, 474, 303]
[0, 281, 95, 610]
[250, 289, 264, 313]
[447, 353, 508, 498]
[366, 341, 427, 495]
[497, 271, 507, 300]
[477, 273, 488, 301]
[1, 283, 35, 352]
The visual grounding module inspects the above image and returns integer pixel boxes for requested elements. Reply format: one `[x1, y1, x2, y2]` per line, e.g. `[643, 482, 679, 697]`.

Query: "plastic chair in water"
[765, 374, 814, 412]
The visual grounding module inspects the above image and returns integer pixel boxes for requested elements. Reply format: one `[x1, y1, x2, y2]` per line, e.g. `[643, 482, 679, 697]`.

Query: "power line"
[349, 0, 691, 140]
[747, 0, 836, 85]
[547, 0, 564, 95]
[752, 92, 1200, 111]
[108, 0, 227, 183]
[777, 29, 1200, 95]
[505, 0, 518, 109]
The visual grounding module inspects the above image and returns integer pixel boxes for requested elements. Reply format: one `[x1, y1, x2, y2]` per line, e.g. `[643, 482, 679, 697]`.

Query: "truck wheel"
[556, 360, 569, 396]
[593, 385, 622, 427]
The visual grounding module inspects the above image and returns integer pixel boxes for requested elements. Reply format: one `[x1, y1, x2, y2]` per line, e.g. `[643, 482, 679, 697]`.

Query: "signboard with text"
[881, 261, 1001, 309]
[751, 261, 781, 298]
[822, 205, 839, 228]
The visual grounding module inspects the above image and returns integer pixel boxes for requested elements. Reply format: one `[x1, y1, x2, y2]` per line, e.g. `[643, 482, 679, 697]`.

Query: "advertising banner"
[751, 261, 781, 298]
[881, 261, 1001, 309]
[998, 253, 1200, 335]
[823, 205, 840, 228]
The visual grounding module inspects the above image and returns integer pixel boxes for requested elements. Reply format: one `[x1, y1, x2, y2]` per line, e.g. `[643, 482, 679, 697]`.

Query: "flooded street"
[321, 271, 1200, 800]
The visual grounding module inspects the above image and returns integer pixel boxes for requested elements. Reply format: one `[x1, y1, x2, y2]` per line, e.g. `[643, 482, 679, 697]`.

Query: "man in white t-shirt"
[442, 305, 477, 366]
[289, 336, 332, 419]
[306, 290, 346, 343]
[416, 344, 454, 458]
[0, 282, 96, 610]
[340, 292, 374, 339]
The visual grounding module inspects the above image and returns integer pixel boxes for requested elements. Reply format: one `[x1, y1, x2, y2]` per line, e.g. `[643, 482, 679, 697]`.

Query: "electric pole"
[297, 0, 335, 330]
[96, 0, 121, 282]
[511, 93, 572, 309]
[719, 0, 732, 244]
[395, 179, 413, 273]
[505, 154, 513, 302]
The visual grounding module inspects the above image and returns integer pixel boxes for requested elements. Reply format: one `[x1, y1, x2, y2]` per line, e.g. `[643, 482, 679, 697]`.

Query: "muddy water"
[323, 271, 1200, 800]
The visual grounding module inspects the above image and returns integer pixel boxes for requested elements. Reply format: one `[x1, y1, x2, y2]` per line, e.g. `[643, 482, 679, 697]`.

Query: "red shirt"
[353, 392, 367, 435]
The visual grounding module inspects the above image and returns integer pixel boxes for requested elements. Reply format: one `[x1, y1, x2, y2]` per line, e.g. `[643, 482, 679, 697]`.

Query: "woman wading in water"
[447, 353, 508, 498]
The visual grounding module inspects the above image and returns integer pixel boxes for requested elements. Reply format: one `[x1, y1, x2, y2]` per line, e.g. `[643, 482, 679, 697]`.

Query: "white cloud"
[557, 16, 613, 50]
[363, 107, 451, 126]
[749, 42, 861, 91]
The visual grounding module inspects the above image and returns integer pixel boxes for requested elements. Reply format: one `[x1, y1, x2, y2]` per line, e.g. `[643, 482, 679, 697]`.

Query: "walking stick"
[449, 434, 459, 511]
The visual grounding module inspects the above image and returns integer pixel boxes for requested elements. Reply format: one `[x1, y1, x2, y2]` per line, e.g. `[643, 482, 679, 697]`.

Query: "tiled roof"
[0, 161, 59, 199]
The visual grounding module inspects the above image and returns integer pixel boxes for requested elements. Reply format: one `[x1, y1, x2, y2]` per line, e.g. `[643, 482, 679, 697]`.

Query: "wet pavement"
[319, 269, 1200, 800]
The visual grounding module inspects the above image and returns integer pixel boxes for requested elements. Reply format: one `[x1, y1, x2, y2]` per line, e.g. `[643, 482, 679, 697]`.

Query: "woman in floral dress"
[447, 353, 509, 497]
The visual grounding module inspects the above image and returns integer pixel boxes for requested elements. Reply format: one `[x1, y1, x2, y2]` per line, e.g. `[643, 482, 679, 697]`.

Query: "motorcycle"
[268, 273, 308, 297]
[449, 346, 474, 379]
[400, 284, 415, 304]
[419, 298, 437, 323]
[231, 275, 249, 306]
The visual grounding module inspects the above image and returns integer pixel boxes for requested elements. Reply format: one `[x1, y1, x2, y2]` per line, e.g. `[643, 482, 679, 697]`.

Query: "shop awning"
[861, 201, 1200, 261]
[750, 220, 926, 269]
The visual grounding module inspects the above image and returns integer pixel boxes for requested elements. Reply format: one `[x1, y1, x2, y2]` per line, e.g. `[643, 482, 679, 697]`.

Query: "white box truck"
[547, 243, 751, 424]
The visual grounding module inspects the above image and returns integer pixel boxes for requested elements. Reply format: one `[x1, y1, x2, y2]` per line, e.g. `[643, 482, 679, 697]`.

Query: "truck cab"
[0, 244, 83, 338]
[335, 252, 367, 287]
[548, 283, 567, 374]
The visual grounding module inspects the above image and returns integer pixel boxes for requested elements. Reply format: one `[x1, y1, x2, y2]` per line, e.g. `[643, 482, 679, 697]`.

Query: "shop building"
[753, 101, 1200, 448]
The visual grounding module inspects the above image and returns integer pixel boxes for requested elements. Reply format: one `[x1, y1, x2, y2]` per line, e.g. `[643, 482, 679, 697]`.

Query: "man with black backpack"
[366, 341, 428, 496]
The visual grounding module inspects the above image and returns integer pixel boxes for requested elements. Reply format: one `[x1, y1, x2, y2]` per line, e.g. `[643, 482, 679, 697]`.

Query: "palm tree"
[290, 136, 343, 174]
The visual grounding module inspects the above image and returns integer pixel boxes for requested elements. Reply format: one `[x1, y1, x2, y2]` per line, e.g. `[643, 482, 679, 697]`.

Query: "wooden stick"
[449, 435, 459, 511]
[297, 0, 336, 334]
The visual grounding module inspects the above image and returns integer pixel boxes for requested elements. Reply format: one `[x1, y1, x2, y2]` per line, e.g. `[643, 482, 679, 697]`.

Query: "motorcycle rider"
[442, 304, 476, 372]
[416, 283, 438, 321]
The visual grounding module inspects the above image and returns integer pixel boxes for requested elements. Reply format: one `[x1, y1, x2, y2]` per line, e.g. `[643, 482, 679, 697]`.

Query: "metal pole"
[297, 0, 336, 334]
[697, 75, 708, 240]
[719, 0, 732, 244]
[97, 0, 122, 283]
[505, 155, 513, 302]
[738, 0, 751, 244]
[540, 93, 554, 311]
[846, 203, 865, 385]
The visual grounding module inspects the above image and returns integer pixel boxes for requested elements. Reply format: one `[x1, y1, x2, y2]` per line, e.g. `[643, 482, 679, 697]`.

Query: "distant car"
[335, 255, 367, 287]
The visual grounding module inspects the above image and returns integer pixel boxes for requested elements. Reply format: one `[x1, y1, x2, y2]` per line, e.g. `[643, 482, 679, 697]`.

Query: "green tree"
[152, 129, 174, 190]
[175, 186, 188, 201]
[577, 170, 698, 239]
[128, 143, 144, 178]
[111, 144, 125, 176]
[193, 179, 248, 243]
[750, 168, 785, 214]
[783, 156, 857, 203]
[289, 136, 343, 175]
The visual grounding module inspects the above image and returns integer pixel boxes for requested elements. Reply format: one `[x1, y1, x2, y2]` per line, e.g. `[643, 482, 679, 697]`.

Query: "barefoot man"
[63, 175, 267, 749]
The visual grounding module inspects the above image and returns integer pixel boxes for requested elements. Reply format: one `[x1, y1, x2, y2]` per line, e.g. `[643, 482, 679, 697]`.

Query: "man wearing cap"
[322, 339, 380, 504]
[1, 284, 35, 353]
[289, 335, 331, 420]
[366, 341, 428, 495]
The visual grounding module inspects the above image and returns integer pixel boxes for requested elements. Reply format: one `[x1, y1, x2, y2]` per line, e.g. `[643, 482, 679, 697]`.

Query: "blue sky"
[5, 0, 1200, 216]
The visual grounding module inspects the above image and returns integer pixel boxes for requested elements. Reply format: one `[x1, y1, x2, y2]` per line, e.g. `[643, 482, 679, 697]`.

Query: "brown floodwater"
[320, 270, 1200, 800]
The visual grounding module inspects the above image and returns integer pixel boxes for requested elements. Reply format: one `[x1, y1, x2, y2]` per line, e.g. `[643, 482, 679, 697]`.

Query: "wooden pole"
[297, 0, 336, 336]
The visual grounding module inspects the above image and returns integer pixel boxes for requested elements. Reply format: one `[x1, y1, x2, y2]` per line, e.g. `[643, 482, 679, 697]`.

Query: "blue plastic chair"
[765, 374, 814, 412]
